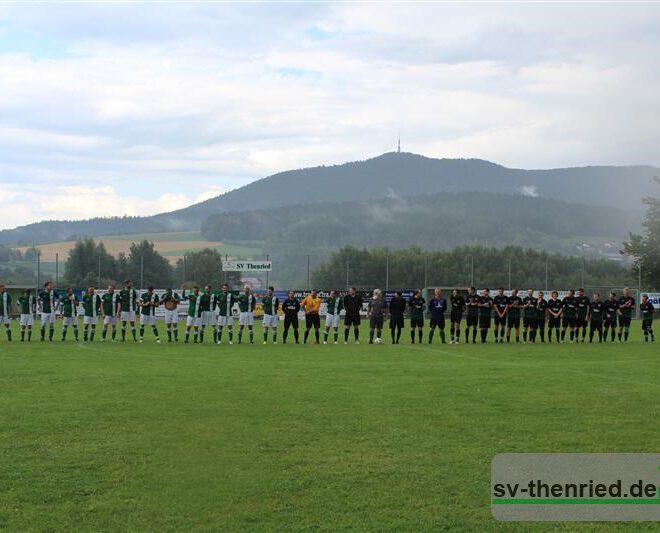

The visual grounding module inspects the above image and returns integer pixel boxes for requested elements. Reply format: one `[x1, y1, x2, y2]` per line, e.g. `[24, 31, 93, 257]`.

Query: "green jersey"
[61, 295, 79, 318]
[39, 290, 59, 314]
[326, 296, 343, 316]
[18, 294, 36, 315]
[102, 292, 121, 316]
[237, 293, 256, 313]
[119, 288, 138, 313]
[140, 292, 159, 316]
[262, 295, 279, 315]
[0, 291, 11, 316]
[217, 292, 236, 317]
[199, 291, 215, 312]
[82, 293, 102, 318]
[187, 293, 203, 318]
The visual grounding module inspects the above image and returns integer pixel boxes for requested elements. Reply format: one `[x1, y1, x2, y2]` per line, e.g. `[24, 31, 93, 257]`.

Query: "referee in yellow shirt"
[301, 290, 322, 344]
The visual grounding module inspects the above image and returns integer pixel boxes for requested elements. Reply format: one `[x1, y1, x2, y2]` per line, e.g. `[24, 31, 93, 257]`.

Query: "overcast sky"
[1, 2, 660, 230]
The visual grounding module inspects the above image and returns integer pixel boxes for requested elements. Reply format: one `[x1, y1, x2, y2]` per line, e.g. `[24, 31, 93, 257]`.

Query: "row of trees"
[0, 245, 41, 263]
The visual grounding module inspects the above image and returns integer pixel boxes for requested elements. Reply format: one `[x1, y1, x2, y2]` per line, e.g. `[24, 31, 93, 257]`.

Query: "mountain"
[1, 152, 656, 245]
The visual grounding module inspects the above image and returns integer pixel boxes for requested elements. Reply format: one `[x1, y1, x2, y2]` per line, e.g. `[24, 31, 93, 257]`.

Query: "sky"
[1, 2, 660, 230]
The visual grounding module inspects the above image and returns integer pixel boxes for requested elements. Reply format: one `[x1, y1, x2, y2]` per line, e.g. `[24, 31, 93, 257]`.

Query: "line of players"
[0, 282, 655, 344]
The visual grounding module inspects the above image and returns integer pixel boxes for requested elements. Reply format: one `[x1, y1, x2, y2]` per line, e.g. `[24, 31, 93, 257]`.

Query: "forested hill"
[201, 191, 638, 253]
[1, 152, 656, 245]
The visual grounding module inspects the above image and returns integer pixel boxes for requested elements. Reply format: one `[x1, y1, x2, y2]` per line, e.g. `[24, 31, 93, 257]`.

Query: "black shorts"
[370, 316, 384, 329]
[494, 315, 507, 327]
[619, 316, 632, 328]
[430, 316, 445, 329]
[390, 315, 404, 329]
[642, 318, 653, 330]
[466, 314, 478, 327]
[450, 312, 463, 324]
[479, 315, 491, 329]
[523, 317, 536, 329]
[507, 316, 520, 329]
[604, 316, 617, 328]
[548, 317, 561, 328]
[562, 316, 576, 328]
[576, 316, 587, 328]
[344, 313, 361, 327]
[590, 320, 603, 330]
[305, 314, 320, 329]
[411, 317, 424, 328]
[284, 315, 298, 329]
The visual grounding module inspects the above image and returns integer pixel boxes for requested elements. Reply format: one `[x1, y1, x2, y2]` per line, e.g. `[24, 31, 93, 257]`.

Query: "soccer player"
[18, 288, 36, 342]
[101, 285, 121, 342]
[119, 279, 139, 342]
[39, 281, 59, 342]
[535, 291, 547, 343]
[603, 292, 619, 342]
[478, 288, 493, 343]
[60, 287, 80, 342]
[465, 287, 479, 344]
[561, 289, 577, 343]
[389, 291, 406, 344]
[492, 287, 509, 343]
[640, 294, 655, 342]
[428, 288, 447, 344]
[368, 289, 386, 344]
[0, 284, 11, 341]
[237, 285, 256, 344]
[449, 288, 465, 344]
[217, 283, 236, 344]
[282, 290, 300, 344]
[589, 292, 605, 343]
[546, 290, 562, 343]
[262, 286, 280, 344]
[82, 287, 101, 342]
[199, 285, 217, 343]
[161, 288, 181, 342]
[183, 286, 202, 343]
[617, 287, 635, 342]
[301, 289, 322, 344]
[522, 288, 536, 343]
[324, 290, 343, 345]
[575, 288, 590, 342]
[505, 288, 522, 343]
[408, 289, 425, 344]
[343, 287, 363, 344]
[139, 286, 161, 343]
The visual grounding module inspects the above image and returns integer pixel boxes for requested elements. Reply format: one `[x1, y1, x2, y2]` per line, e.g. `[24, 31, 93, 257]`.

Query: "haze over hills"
[0, 152, 656, 246]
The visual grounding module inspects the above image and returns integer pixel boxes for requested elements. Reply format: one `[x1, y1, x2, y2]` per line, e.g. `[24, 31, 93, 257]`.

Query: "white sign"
[222, 261, 272, 272]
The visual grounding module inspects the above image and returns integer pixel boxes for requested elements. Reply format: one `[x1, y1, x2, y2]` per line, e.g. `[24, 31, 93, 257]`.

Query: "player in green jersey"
[18, 288, 36, 341]
[139, 286, 161, 343]
[216, 283, 237, 344]
[261, 286, 280, 344]
[119, 280, 139, 342]
[183, 286, 202, 344]
[324, 289, 343, 344]
[101, 285, 121, 342]
[237, 285, 256, 344]
[82, 287, 102, 342]
[199, 285, 216, 343]
[39, 281, 59, 342]
[60, 287, 80, 342]
[0, 284, 12, 341]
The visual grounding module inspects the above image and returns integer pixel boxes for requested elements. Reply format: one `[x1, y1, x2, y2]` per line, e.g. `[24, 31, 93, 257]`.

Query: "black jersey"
[493, 294, 509, 315]
[522, 296, 537, 318]
[618, 296, 635, 318]
[575, 295, 590, 318]
[282, 298, 300, 315]
[562, 296, 577, 318]
[604, 299, 619, 318]
[641, 301, 655, 320]
[389, 296, 406, 317]
[536, 298, 547, 319]
[343, 294, 363, 316]
[450, 295, 465, 314]
[590, 300, 605, 322]
[547, 298, 562, 316]
[508, 296, 523, 318]
[465, 294, 479, 317]
[478, 295, 493, 317]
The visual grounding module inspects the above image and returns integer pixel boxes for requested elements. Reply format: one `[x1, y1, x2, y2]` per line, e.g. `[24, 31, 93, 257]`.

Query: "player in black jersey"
[465, 287, 479, 344]
[561, 289, 577, 343]
[449, 289, 465, 345]
[505, 289, 523, 343]
[534, 291, 547, 343]
[492, 287, 508, 344]
[522, 288, 536, 343]
[546, 291, 562, 343]
[603, 292, 619, 342]
[575, 288, 590, 342]
[478, 288, 493, 343]
[640, 294, 655, 342]
[589, 292, 605, 343]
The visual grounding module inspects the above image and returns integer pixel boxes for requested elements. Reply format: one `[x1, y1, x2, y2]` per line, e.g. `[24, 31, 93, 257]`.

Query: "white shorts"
[104, 316, 117, 326]
[20, 314, 34, 327]
[0, 315, 10, 326]
[201, 311, 215, 326]
[326, 314, 340, 328]
[83, 316, 98, 326]
[239, 312, 253, 326]
[263, 314, 278, 328]
[186, 316, 200, 328]
[63, 316, 78, 327]
[141, 314, 156, 326]
[121, 311, 136, 322]
[41, 312, 56, 325]
[164, 310, 178, 324]
[218, 315, 234, 327]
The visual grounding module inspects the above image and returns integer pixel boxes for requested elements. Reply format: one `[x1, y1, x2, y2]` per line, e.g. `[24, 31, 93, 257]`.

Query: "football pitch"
[1, 322, 658, 531]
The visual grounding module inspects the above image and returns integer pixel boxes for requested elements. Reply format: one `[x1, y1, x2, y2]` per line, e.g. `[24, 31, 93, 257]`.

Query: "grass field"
[1, 321, 658, 531]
